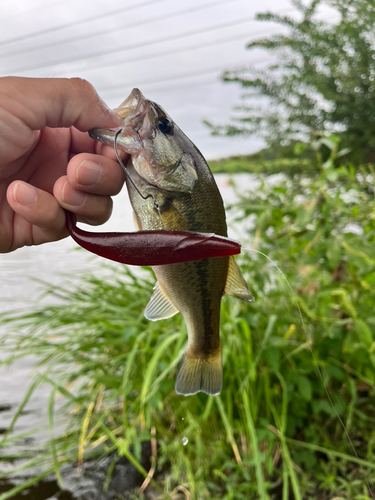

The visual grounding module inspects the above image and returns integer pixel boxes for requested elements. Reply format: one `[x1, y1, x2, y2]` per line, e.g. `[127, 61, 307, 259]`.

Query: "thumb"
[0, 76, 122, 132]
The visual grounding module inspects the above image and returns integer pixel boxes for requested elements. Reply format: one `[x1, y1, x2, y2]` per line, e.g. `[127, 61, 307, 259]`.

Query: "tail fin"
[175, 349, 222, 396]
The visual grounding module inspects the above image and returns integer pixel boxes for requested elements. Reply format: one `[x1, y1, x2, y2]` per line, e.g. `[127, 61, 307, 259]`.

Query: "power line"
[0, 0, 164, 46]
[103, 75, 227, 102]
[146, 59, 271, 93]
[101, 68, 225, 97]
[0, 0, 244, 58]
[0, 0, 67, 24]
[97, 55, 270, 97]
[80, 27, 277, 81]
[6, 16, 265, 74]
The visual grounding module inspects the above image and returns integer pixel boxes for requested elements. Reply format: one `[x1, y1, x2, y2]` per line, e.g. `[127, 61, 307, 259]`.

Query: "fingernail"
[13, 182, 36, 206]
[62, 181, 87, 207]
[76, 160, 102, 187]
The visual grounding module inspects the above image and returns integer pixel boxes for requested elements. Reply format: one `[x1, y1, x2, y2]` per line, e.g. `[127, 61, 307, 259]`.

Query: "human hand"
[0, 76, 127, 253]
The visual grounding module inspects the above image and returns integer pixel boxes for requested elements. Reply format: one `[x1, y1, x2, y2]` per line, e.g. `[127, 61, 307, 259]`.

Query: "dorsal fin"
[144, 282, 179, 321]
[224, 256, 254, 302]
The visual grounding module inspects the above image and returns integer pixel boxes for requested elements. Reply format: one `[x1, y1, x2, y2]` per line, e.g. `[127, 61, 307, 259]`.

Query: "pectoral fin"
[144, 282, 179, 321]
[224, 256, 254, 302]
[133, 211, 142, 231]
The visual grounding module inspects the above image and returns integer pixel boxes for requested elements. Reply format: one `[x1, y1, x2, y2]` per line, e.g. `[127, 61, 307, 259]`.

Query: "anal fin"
[144, 282, 179, 321]
[224, 256, 254, 302]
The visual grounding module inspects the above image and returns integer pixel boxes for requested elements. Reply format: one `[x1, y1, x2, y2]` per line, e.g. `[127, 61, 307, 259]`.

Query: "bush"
[206, 0, 375, 163]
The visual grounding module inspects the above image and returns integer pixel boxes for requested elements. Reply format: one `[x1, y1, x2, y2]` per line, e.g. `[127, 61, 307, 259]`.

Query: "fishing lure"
[65, 210, 241, 266]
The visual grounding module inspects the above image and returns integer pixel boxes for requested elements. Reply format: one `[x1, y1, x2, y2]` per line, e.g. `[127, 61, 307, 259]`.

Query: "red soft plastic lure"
[65, 211, 241, 266]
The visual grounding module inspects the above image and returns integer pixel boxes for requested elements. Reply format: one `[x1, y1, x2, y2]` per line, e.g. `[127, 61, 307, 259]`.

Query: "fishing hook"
[113, 131, 188, 232]
[114, 129, 159, 212]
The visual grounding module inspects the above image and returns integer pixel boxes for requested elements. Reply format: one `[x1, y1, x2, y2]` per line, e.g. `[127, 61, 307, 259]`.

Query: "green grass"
[208, 155, 317, 176]
[207, 141, 319, 175]
[1, 164, 375, 499]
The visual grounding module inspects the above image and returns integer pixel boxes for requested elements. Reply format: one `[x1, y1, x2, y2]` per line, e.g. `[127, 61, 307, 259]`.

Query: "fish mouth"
[114, 88, 145, 120]
[89, 89, 196, 194]
[89, 88, 149, 149]
[88, 125, 123, 146]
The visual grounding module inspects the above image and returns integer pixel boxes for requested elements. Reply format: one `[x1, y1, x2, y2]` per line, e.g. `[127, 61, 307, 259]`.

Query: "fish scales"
[89, 88, 253, 396]
[126, 149, 229, 395]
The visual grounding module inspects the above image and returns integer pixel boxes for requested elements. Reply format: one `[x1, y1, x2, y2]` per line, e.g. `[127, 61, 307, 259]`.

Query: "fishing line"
[241, 245, 375, 498]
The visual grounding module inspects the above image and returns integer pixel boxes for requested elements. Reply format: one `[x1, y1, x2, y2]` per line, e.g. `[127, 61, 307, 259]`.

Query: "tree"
[207, 0, 375, 162]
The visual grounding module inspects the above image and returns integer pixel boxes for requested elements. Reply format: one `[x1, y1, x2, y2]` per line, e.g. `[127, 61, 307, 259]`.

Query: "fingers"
[53, 152, 126, 225]
[0, 76, 122, 132]
[6, 181, 68, 248]
[6, 152, 126, 249]
[71, 152, 125, 195]
[53, 177, 113, 226]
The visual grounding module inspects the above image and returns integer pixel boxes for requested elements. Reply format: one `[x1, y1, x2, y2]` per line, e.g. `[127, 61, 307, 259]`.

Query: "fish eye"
[157, 117, 173, 135]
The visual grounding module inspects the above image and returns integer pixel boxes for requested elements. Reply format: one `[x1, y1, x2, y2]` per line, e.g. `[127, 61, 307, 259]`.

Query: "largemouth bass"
[89, 89, 253, 396]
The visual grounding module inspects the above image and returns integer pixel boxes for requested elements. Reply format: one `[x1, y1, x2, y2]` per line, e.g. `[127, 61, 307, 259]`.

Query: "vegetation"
[209, 133, 350, 176]
[206, 0, 375, 163]
[0, 151, 375, 499]
[208, 153, 316, 176]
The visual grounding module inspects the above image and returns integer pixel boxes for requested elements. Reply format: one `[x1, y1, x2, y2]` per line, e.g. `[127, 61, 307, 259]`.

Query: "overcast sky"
[1, 0, 309, 158]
